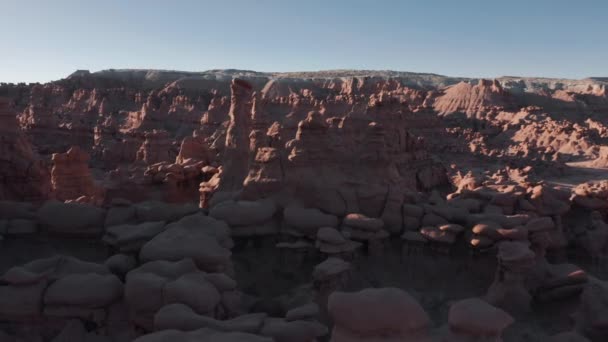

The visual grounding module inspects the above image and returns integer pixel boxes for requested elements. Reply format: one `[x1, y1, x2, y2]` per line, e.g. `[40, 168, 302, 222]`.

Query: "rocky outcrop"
[0, 97, 51, 201]
[136, 130, 175, 164]
[218, 79, 254, 191]
[0, 256, 122, 322]
[433, 79, 514, 117]
[51, 146, 103, 203]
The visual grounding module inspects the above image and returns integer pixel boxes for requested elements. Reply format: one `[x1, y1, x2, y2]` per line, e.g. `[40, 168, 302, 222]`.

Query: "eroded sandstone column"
[220, 79, 254, 191]
[51, 146, 103, 204]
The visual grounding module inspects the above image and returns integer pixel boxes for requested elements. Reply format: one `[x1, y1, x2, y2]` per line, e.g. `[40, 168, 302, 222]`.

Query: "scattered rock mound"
[433, 79, 513, 117]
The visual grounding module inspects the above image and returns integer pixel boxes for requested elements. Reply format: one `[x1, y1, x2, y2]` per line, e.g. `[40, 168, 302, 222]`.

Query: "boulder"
[44, 273, 123, 308]
[103, 221, 166, 252]
[140, 214, 232, 272]
[105, 254, 137, 276]
[37, 201, 105, 235]
[329, 288, 430, 341]
[317, 227, 347, 245]
[284, 206, 338, 235]
[105, 205, 136, 227]
[447, 297, 513, 338]
[164, 273, 221, 315]
[210, 199, 276, 226]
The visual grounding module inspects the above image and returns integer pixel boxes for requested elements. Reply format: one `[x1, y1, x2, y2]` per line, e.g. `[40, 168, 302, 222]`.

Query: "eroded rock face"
[0, 97, 51, 201]
[433, 79, 513, 118]
[204, 80, 449, 225]
[51, 146, 103, 203]
[219, 79, 254, 191]
[136, 130, 174, 164]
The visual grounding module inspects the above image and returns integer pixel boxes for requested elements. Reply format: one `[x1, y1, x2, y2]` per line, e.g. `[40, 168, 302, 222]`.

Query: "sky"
[1, 0, 607, 83]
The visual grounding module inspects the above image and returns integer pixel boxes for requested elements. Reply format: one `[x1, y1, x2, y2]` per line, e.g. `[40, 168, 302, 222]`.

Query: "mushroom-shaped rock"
[448, 298, 514, 337]
[329, 287, 431, 341]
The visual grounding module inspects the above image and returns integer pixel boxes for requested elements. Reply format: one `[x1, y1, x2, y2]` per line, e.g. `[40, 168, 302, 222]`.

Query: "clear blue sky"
[1, 0, 607, 83]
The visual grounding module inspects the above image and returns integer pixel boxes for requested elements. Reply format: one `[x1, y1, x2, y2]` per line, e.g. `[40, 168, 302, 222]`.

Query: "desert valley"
[0, 68, 607, 341]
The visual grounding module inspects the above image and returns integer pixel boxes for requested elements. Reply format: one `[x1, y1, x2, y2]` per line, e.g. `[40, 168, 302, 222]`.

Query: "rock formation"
[1, 69, 608, 341]
[51, 146, 103, 203]
[0, 97, 50, 201]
